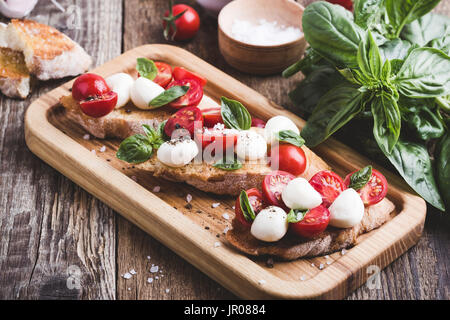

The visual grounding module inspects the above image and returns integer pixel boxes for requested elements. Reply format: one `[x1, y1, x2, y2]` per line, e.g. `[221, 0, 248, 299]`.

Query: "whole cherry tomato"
[164, 106, 203, 138]
[163, 4, 200, 41]
[309, 170, 346, 207]
[234, 188, 264, 228]
[270, 144, 307, 176]
[344, 168, 388, 205]
[290, 205, 330, 239]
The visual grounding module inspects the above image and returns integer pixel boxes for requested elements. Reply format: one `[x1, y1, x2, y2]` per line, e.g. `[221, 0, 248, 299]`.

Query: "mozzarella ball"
[329, 188, 365, 228]
[250, 206, 288, 242]
[235, 130, 267, 160]
[130, 77, 165, 110]
[105, 73, 134, 108]
[157, 138, 199, 167]
[264, 115, 300, 144]
[281, 177, 323, 210]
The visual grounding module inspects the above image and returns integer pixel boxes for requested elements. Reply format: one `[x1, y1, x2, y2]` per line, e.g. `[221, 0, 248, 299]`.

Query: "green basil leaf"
[353, 0, 385, 30]
[358, 31, 383, 80]
[302, 85, 364, 147]
[302, 1, 364, 68]
[116, 134, 153, 164]
[385, 0, 441, 38]
[436, 95, 450, 112]
[276, 130, 305, 148]
[136, 58, 158, 80]
[429, 33, 450, 55]
[382, 138, 445, 211]
[401, 13, 450, 46]
[435, 132, 450, 210]
[282, 48, 323, 78]
[213, 158, 243, 171]
[379, 39, 413, 62]
[287, 209, 308, 223]
[349, 165, 373, 190]
[220, 97, 251, 130]
[371, 92, 401, 154]
[149, 85, 190, 108]
[239, 190, 256, 222]
[394, 48, 450, 98]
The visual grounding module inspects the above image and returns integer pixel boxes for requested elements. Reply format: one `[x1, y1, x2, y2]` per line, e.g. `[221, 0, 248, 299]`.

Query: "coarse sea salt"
[231, 19, 302, 46]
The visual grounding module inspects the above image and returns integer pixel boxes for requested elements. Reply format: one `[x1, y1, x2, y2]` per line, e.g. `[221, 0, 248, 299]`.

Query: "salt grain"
[341, 249, 347, 255]
[91, 149, 96, 155]
[258, 279, 266, 285]
[153, 186, 161, 193]
[100, 146, 106, 152]
[223, 227, 229, 234]
[222, 213, 230, 220]
[186, 194, 193, 203]
[319, 264, 324, 270]
[147, 277, 153, 283]
[129, 269, 137, 275]
[212, 202, 220, 208]
[122, 273, 132, 279]
[147, 256, 151, 260]
[83, 134, 90, 140]
[300, 275, 306, 281]
[326, 261, 332, 265]
[150, 265, 159, 273]
[131, 176, 137, 182]
[214, 242, 221, 248]
[165, 289, 170, 293]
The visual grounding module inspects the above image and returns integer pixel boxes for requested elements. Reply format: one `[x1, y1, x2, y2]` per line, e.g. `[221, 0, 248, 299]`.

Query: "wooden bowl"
[218, 0, 306, 75]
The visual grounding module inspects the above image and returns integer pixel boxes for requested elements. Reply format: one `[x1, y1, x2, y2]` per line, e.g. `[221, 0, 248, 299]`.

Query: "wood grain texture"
[0, 0, 122, 299]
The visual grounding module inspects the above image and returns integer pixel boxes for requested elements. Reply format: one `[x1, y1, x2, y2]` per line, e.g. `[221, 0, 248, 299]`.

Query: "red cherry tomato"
[270, 144, 307, 176]
[309, 170, 346, 207]
[166, 78, 203, 109]
[195, 127, 238, 151]
[202, 108, 223, 127]
[290, 205, 330, 239]
[164, 106, 203, 138]
[344, 168, 388, 205]
[79, 91, 118, 118]
[173, 67, 207, 87]
[234, 188, 264, 228]
[72, 73, 110, 101]
[251, 118, 266, 128]
[325, 0, 353, 11]
[163, 4, 200, 41]
[153, 62, 173, 88]
[262, 171, 295, 210]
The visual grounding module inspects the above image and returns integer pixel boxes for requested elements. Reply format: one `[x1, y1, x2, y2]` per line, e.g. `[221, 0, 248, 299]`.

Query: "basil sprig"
[213, 158, 243, 171]
[149, 85, 190, 108]
[276, 130, 305, 148]
[239, 190, 256, 222]
[287, 209, 308, 223]
[349, 165, 373, 191]
[136, 58, 158, 80]
[220, 97, 252, 130]
[116, 123, 167, 164]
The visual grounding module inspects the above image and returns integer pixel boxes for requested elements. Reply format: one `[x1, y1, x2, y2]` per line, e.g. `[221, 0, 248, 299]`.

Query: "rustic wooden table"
[0, 0, 448, 300]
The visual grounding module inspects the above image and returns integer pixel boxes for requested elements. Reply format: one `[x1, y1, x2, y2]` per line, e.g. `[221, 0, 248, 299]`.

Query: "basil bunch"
[284, 1, 450, 212]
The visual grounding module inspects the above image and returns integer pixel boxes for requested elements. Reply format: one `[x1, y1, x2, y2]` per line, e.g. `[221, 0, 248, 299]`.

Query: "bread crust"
[0, 47, 30, 98]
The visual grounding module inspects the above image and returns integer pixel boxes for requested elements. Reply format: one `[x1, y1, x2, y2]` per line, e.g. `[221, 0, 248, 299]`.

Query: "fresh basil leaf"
[382, 138, 445, 211]
[436, 95, 450, 112]
[353, 0, 385, 29]
[276, 130, 305, 148]
[436, 132, 450, 210]
[401, 13, 450, 46]
[136, 58, 158, 80]
[220, 97, 252, 130]
[357, 31, 383, 81]
[371, 92, 401, 154]
[287, 209, 308, 223]
[116, 134, 153, 164]
[282, 48, 323, 78]
[349, 165, 373, 190]
[302, 85, 364, 147]
[394, 48, 450, 98]
[379, 39, 413, 62]
[385, 0, 441, 38]
[239, 190, 256, 222]
[429, 33, 450, 55]
[213, 158, 243, 171]
[302, 1, 364, 68]
[149, 85, 190, 108]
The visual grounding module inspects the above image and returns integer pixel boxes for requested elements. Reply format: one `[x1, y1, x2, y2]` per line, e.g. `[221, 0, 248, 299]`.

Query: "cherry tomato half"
[72, 73, 110, 101]
[262, 170, 295, 210]
[309, 170, 346, 207]
[166, 78, 203, 109]
[173, 67, 207, 87]
[163, 4, 200, 41]
[164, 106, 203, 138]
[79, 91, 118, 118]
[270, 144, 307, 176]
[290, 205, 330, 239]
[153, 62, 173, 88]
[234, 188, 264, 228]
[195, 127, 238, 151]
[251, 118, 266, 128]
[344, 168, 388, 205]
[202, 108, 223, 127]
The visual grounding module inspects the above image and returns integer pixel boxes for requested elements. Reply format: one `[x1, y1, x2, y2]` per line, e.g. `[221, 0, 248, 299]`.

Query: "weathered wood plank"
[0, 0, 122, 299]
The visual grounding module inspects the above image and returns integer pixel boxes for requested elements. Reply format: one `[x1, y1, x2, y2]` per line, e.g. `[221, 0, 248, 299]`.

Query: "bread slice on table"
[59, 94, 330, 195]
[0, 47, 30, 98]
[1, 19, 92, 80]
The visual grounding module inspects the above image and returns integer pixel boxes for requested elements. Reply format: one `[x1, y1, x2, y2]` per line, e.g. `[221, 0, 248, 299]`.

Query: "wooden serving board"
[24, 44, 426, 299]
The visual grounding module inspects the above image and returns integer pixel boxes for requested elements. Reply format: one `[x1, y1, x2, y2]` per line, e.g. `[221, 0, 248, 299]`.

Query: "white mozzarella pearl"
[235, 130, 267, 160]
[250, 206, 288, 242]
[105, 73, 134, 108]
[264, 115, 300, 144]
[281, 177, 323, 210]
[157, 138, 199, 167]
[329, 188, 365, 228]
[130, 77, 165, 110]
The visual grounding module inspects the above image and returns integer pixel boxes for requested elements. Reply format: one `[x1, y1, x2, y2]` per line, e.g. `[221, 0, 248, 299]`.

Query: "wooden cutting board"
[24, 44, 426, 299]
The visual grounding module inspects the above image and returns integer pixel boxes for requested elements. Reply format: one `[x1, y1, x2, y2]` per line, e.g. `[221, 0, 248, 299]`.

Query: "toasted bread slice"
[60, 94, 331, 195]
[226, 198, 395, 259]
[0, 47, 30, 98]
[2, 19, 92, 80]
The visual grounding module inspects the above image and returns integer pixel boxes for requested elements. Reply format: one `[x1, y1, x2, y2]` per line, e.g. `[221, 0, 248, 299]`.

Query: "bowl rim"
[217, 0, 305, 49]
